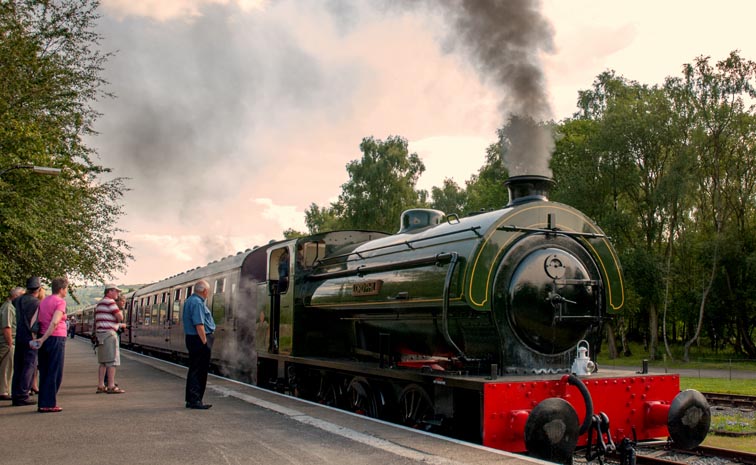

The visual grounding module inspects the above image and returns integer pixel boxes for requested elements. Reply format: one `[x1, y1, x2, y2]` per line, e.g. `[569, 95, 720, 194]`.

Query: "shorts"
[96, 330, 120, 367]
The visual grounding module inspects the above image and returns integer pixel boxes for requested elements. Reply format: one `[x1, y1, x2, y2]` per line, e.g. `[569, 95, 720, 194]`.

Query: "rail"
[308, 252, 455, 280]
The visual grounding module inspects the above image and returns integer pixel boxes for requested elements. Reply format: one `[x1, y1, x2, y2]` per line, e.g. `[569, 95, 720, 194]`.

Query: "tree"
[667, 52, 756, 360]
[465, 141, 510, 213]
[304, 203, 340, 234]
[555, 71, 696, 360]
[0, 0, 129, 289]
[282, 228, 306, 239]
[306, 136, 426, 234]
[552, 54, 756, 360]
[430, 178, 467, 215]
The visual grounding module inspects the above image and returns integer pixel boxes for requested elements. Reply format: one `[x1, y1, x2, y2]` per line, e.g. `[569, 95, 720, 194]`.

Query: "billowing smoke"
[436, 0, 555, 177]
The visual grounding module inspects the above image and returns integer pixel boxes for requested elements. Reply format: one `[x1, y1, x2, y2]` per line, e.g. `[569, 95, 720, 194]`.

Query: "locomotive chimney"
[505, 175, 555, 206]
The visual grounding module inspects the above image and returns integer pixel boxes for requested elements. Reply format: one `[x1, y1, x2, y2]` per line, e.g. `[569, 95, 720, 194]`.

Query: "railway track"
[632, 444, 756, 465]
[702, 392, 756, 409]
[574, 441, 756, 465]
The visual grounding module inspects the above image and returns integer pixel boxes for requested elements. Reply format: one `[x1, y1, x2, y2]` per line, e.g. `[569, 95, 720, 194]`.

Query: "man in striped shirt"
[95, 284, 126, 394]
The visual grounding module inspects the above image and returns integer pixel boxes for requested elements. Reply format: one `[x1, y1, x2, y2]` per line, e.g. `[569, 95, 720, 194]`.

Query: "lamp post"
[0, 164, 62, 178]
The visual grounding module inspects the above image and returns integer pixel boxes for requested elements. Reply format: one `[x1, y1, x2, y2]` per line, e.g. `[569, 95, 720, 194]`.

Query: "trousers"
[185, 333, 213, 405]
[38, 336, 65, 409]
[0, 344, 13, 395]
[11, 338, 37, 402]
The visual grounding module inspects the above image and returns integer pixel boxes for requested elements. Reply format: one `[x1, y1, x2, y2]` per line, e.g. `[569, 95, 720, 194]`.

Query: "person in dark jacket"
[11, 277, 42, 406]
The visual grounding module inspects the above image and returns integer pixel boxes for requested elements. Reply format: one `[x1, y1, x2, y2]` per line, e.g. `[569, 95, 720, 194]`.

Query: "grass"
[599, 341, 756, 371]
[702, 434, 756, 453]
[599, 341, 756, 452]
[680, 377, 756, 395]
[709, 413, 756, 434]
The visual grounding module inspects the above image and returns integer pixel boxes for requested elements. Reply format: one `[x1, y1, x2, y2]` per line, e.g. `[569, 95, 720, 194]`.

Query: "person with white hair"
[0, 286, 25, 401]
[182, 279, 216, 409]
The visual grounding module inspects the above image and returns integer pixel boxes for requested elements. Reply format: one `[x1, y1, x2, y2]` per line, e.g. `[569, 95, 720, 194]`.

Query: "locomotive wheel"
[346, 377, 380, 417]
[668, 389, 711, 450]
[397, 384, 435, 430]
[524, 397, 579, 465]
[316, 376, 343, 408]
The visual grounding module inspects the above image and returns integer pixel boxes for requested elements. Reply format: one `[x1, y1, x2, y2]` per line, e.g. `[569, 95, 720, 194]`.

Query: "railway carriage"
[113, 175, 711, 464]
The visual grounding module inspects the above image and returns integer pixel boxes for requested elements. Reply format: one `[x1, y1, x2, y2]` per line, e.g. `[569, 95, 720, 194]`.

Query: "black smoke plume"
[436, 0, 555, 177]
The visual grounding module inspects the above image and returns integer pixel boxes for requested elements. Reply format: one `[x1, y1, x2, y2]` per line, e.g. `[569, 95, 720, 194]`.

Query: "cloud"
[101, 0, 267, 22]
[124, 232, 266, 284]
[254, 198, 308, 233]
[410, 136, 492, 192]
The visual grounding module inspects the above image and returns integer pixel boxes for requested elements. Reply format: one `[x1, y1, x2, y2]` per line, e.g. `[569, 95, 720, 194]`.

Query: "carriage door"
[159, 292, 170, 345]
[268, 246, 292, 354]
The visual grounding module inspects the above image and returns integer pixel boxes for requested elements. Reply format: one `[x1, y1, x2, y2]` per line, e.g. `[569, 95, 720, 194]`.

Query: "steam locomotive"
[80, 175, 711, 464]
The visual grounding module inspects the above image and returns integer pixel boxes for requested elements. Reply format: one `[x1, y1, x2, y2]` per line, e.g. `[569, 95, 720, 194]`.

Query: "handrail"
[498, 225, 607, 239]
[441, 252, 467, 361]
[308, 253, 454, 280]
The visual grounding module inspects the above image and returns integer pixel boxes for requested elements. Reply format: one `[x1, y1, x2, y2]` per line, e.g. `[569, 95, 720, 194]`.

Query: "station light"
[0, 164, 62, 178]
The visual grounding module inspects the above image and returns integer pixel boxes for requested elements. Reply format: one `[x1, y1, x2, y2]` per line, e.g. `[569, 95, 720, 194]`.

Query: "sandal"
[96, 386, 107, 393]
[38, 406, 62, 413]
[106, 387, 125, 394]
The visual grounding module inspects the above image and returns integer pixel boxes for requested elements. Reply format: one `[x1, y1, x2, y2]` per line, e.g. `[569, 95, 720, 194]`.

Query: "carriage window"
[172, 298, 181, 324]
[186, 285, 193, 297]
[158, 302, 167, 325]
[171, 289, 181, 324]
[133, 302, 140, 325]
[212, 277, 227, 321]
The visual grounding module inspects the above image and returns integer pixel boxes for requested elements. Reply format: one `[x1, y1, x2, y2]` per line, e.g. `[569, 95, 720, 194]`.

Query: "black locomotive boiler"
[111, 175, 711, 464]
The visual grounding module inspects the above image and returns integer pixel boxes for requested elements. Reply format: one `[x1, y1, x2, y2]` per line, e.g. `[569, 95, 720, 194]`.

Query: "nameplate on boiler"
[352, 280, 383, 296]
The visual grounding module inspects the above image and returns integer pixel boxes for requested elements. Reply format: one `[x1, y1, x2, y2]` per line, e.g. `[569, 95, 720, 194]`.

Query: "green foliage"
[282, 228, 306, 239]
[430, 178, 467, 215]
[553, 54, 756, 360]
[0, 0, 129, 290]
[304, 202, 340, 234]
[305, 136, 426, 233]
[680, 378, 756, 396]
[464, 141, 509, 212]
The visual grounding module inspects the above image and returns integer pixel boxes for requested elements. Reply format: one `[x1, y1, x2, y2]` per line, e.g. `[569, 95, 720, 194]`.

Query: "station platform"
[1, 338, 548, 465]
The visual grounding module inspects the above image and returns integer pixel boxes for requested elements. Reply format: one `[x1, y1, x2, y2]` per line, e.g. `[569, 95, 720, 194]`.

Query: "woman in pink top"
[32, 277, 68, 413]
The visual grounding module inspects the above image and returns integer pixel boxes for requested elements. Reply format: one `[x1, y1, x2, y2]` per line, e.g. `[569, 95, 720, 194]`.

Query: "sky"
[88, 0, 756, 285]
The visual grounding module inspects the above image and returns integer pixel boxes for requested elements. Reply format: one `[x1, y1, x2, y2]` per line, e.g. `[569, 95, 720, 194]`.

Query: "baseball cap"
[26, 276, 41, 290]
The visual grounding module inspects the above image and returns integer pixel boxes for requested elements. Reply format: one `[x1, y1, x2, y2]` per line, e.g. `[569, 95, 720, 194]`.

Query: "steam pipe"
[442, 252, 467, 361]
[565, 374, 594, 435]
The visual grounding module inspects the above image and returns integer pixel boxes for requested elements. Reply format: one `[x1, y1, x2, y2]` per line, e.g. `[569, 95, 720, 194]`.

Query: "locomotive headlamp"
[571, 340, 595, 376]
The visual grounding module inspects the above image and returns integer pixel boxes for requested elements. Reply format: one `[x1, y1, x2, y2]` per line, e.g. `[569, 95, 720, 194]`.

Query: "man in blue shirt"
[183, 279, 216, 409]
